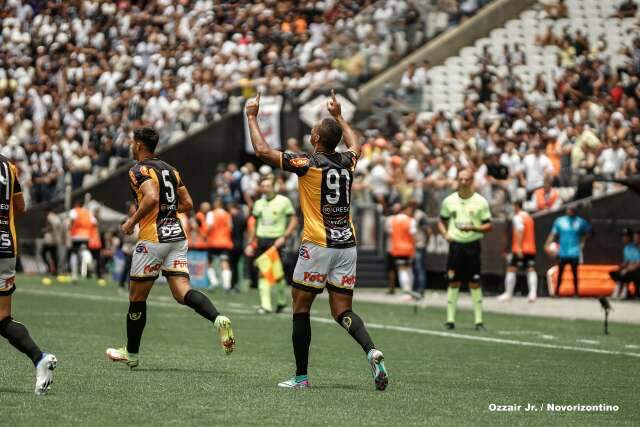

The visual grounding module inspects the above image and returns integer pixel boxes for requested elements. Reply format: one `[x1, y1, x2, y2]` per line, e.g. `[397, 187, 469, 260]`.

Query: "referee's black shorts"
[447, 240, 481, 283]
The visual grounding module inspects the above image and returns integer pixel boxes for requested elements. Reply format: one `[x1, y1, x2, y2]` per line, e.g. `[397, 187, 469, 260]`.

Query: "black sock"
[126, 301, 147, 354]
[184, 290, 220, 322]
[0, 316, 43, 366]
[292, 313, 311, 376]
[337, 310, 375, 354]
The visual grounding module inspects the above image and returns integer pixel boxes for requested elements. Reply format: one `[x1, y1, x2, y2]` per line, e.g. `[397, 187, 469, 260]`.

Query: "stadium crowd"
[0, 0, 491, 207]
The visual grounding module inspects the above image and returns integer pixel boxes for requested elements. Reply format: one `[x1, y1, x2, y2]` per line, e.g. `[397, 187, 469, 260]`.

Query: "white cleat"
[497, 293, 512, 302]
[528, 294, 538, 303]
[367, 349, 389, 391]
[35, 353, 57, 396]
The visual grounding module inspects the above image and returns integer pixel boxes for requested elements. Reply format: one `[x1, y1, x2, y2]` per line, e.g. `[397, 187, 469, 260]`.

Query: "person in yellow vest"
[206, 199, 234, 291]
[385, 204, 417, 295]
[68, 199, 97, 280]
[498, 201, 538, 302]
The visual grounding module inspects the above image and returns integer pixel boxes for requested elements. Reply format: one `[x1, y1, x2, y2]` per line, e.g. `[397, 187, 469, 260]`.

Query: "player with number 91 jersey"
[281, 151, 357, 249]
[129, 159, 186, 243]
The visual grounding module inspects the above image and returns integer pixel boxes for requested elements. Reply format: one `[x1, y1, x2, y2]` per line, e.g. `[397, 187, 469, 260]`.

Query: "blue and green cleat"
[367, 349, 388, 391]
[277, 375, 310, 389]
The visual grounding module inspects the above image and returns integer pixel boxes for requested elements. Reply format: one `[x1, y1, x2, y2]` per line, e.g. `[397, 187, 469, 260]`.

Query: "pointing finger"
[256, 92, 261, 103]
[331, 89, 337, 102]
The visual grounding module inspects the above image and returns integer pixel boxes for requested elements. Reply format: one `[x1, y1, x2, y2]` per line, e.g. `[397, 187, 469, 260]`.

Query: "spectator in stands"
[542, 0, 568, 19]
[521, 142, 554, 199]
[614, 0, 638, 18]
[532, 176, 562, 212]
[610, 228, 640, 299]
[545, 206, 591, 297]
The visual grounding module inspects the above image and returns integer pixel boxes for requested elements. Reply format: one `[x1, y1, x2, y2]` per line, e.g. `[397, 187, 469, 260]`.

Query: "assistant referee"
[438, 169, 493, 331]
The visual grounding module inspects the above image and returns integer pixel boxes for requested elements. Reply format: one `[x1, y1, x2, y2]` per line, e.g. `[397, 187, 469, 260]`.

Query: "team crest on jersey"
[290, 157, 309, 168]
[139, 165, 150, 176]
[135, 244, 148, 254]
[299, 246, 311, 260]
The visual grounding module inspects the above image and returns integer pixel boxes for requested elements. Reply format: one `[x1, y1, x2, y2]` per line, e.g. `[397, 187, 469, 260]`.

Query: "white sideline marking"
[540, 335, 556, 340]
[496, 330, 541, 336]
[19, 288, 640, 359]
[624, 344, 640, 349]
[577, 339, 600, 345]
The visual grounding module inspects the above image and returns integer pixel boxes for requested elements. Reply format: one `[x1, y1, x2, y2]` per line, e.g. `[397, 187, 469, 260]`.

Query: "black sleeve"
[281, 152, 311, 177]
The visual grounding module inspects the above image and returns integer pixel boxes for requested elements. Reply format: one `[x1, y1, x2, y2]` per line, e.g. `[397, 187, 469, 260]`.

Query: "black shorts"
[71, 240, 89, 252]
[447, 240, 481, 283]
[509, 254, 536, 270]
[391, 256, 412, 267]
[208, 248, 230, 261]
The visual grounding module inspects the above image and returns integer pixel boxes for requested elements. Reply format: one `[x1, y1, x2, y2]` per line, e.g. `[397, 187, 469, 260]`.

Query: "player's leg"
[498, 256, 518, 302]
[570, 258, 579, 296]
[556, 259, 567, 296]
[206, 249, 219, 289]
[468, 242, 484, 330]
[445, 243, 461, 328]
[396, 259, 413, 294]
[277, 287, 316, 389]
[327, 246, 388, 390]
[0, 266, 57, 396]
[219, 253, 232, 291]
[167, 274, 235, 354]
[279, 243, 326, 389]
[106, 241, 159, 367]
[526, 257, 538, 302]
[257, 239, 275, 313]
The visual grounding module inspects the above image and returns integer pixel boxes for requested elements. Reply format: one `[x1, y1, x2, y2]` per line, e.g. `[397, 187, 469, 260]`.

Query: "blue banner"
[188, 250, 209, 288]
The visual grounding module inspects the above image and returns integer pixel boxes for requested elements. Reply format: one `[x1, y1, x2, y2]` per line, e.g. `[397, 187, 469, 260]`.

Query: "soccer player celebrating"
[106, 127, 234, 368]
[438, 169, 492, 331]
[246, 91, 388, 391]
[0, 154, 57, 395]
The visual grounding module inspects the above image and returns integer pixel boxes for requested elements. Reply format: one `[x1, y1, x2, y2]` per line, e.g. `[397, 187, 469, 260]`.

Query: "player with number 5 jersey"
[246, 91, 388, 391]
[106, 127, 234, 372]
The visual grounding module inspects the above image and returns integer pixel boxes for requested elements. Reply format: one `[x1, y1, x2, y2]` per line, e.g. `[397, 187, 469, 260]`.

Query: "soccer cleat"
[444, 322, 455, 330]
[475, 323, 487, 332]
[35, 353, 57, 396]
[496, 293, 512, 302]
[277, 376, 310, 389]
[367, 349, 388, 391]
[214, 316, 235, 355]
[106, 347, 139, 368]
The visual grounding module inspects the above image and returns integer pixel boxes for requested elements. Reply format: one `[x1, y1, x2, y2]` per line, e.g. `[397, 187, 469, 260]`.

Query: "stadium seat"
[547, 265, 619, 297]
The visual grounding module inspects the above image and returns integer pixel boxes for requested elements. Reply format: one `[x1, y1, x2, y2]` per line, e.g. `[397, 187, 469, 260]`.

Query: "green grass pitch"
[1, 276, 638, 426]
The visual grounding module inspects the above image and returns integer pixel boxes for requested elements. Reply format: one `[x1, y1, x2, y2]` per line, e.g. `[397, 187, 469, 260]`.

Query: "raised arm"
[245, 93, 283, 168]
[327, 90, 360, 157]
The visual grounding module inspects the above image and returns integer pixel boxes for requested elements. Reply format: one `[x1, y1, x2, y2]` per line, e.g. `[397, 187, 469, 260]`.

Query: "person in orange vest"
[532, 177, 561, 212]
[385, 204, 417, 295]
[88, 207, 104, 283]
[206, 199, 234, 290]
[190, 203, 210, 251]
[68, 199, 97, 280]
[498, 201, 538, 302]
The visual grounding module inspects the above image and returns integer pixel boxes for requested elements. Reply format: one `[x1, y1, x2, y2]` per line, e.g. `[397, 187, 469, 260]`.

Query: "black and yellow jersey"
[281, 150, 358, 248]
[129, 158, 186, 243]
[0, 155, 21, 258]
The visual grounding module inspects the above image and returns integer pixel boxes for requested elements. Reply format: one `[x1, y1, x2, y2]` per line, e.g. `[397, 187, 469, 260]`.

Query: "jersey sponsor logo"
[299, 246, 311, 260]
[143, 263, 162, 274]
[159, 223, 183, 239]
[139, 165, 150, 176]
[340, 275, 356, 287]
[303, 271, 327, 283]
[173, 259, 188, 269]
[329, 228, 353, 242]
[322, 205, 350, 214]
[290, 157, 310, 168]
[135, 244, 148, 254]
[4, 276, 15, 287]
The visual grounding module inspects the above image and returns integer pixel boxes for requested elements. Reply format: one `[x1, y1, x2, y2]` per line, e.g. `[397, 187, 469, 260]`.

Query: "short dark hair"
[134, 127, 159, 153]
[318, 118, 342, 151]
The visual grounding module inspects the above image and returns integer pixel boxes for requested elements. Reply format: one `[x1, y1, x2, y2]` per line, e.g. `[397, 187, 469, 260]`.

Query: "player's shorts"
[0, 257, 16, 296]
[391, 255, 412, 267]
[130, 240, 189, 282]
[207, 248, 230, 261]
[292, 242, 356, 295]
[508, 253, 536, 270]
[447, 240, 481, 283]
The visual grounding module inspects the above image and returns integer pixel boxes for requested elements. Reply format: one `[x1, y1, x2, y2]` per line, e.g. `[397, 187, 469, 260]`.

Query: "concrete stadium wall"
[357, 0, 538, 108]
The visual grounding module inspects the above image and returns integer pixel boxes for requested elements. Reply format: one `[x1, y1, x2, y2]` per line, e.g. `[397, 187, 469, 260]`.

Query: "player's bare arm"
[177, 185, 193, 214]
[327, 89, 361, 157]
[245, 93, 282, 168]
[122, 180, 159, 235]
[13, 193, 26, 216]
[462, 222, 493, 233]
[438, 218, 452, 242]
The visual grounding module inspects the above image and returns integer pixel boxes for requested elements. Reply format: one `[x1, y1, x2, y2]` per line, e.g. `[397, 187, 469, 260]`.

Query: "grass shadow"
[0, 388, 31, 395]
[133, 367, 226, 375]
